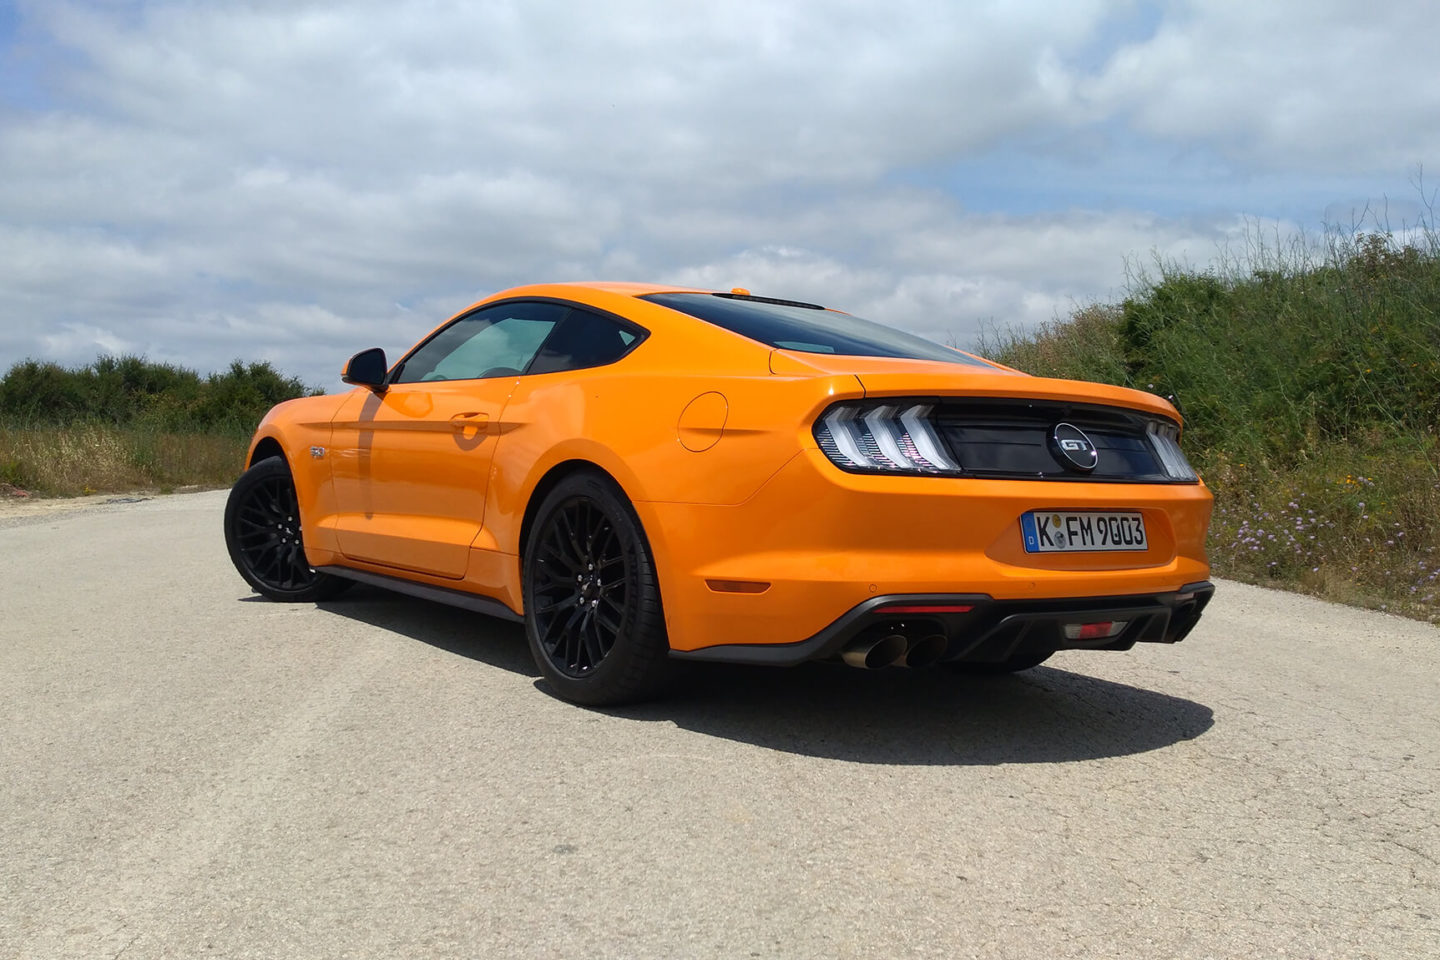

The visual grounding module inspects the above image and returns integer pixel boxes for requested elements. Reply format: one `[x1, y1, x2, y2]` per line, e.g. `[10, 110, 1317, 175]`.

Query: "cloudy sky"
[1, 0, 1436, 388]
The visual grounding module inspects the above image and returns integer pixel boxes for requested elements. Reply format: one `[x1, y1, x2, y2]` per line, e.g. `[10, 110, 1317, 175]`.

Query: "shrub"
[0, 355, 312, 432]
[975, 228, 1440, 621]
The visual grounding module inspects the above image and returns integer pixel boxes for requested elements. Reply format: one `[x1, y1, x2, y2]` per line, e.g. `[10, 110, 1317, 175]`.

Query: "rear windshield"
[641, 292, 989, 367]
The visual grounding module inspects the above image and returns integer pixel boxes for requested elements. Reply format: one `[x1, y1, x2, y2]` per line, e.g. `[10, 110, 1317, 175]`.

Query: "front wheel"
[223, 456, 352, 602]
[522, 471, 671, 706]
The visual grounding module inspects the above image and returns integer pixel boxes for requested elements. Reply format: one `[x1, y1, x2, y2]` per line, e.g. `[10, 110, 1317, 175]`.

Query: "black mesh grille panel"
[931, 399, 1173, 482]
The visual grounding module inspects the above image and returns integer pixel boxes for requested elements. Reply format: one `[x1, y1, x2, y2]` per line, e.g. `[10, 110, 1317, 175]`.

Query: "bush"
[976, 229, 1440, 622]
[0, 355, 312, 433]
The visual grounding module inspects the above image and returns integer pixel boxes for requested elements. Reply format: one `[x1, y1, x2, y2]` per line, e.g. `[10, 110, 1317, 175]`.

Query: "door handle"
[449, 411, 489, 448]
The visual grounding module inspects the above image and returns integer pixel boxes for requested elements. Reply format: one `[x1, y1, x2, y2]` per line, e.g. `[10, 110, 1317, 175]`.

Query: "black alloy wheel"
[530, 496, 628, 677]
[523, 471, 670, 705]
[223, 456, 351, 602]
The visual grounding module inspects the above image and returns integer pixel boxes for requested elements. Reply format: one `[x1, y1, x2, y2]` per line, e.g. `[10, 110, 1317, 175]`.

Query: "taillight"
[814, 399, 1200, 482]
[1145, 420, 1198, 481]
[813, 402, 961, 474]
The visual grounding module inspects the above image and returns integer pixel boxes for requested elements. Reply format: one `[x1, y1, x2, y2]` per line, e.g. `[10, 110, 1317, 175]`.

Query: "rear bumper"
[640, 446, 1213, 654]
[671, 581, 1214, 666]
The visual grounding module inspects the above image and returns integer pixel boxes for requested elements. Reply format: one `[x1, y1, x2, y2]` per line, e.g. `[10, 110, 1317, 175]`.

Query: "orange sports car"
[224, 282, 1213, 704]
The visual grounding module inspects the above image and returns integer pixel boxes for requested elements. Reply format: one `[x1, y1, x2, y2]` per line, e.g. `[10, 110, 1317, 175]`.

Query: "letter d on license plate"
[1021, 511, 1148, 553]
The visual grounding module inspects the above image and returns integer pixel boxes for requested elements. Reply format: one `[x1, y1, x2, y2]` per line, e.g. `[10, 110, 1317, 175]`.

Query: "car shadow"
[601, 659, 1213, 766]
[314, 585, 539, 677]
[311, 587, 1213, 766]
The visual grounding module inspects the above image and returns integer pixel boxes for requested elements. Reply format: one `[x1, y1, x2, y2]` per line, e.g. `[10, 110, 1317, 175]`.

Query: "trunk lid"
[768, 349, 1181, 422]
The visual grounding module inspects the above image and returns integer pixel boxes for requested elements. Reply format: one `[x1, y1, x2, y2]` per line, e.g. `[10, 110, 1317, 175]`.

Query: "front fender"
[242, 393, 352, 562]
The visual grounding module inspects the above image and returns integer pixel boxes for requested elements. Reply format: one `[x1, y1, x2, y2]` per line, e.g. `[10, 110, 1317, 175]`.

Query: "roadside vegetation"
[0, 356, 311, 496]
[978, 227, 1440, 622]
[5, 224, 1437, 623]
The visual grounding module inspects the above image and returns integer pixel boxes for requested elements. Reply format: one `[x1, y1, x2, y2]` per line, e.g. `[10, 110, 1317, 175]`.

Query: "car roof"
[542, 281, 712, 297]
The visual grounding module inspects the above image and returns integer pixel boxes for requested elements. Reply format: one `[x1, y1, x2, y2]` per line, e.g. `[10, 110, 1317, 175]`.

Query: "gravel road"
[2, 490, 1436, 959]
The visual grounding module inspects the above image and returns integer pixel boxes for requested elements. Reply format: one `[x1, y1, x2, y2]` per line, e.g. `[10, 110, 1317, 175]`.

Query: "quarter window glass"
[642, 292, 990, 367]
[528, 308, 642, 375]
[394, 301, 568, 383]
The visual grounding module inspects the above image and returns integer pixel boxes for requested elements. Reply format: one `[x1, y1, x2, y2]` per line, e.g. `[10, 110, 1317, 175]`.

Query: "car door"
[329, 300, 569, 579]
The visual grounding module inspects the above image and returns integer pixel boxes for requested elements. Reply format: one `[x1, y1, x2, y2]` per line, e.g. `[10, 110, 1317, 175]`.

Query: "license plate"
[1021, 511, 1148, 553]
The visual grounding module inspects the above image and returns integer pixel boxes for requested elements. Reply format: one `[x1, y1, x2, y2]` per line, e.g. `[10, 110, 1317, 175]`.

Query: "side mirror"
[342, 347, 388, 391]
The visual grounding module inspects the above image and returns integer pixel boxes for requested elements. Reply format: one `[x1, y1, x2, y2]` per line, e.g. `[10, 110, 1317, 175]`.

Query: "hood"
[255, 389, 353, 430]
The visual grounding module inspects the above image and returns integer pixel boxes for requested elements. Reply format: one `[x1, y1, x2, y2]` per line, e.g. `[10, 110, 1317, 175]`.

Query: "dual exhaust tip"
[841, 631, 947, 670]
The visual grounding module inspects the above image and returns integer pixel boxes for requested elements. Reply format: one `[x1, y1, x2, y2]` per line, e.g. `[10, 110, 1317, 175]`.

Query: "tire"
[947, 649, 1053, 675]
[223, 456, 353, 602]
[522, 471, 671, 706]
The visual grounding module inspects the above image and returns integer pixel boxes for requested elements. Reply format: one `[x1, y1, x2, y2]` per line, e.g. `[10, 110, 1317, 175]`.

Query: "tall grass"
[978, 227, 1440, 622]
[0, 356, 311, 497]
[0, 423, 251, 496]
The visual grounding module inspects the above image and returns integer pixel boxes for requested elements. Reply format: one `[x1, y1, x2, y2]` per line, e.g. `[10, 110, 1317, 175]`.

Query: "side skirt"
[315, 565, 524, 623]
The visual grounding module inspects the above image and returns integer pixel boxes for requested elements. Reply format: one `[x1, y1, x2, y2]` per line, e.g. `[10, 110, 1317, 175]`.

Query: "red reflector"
[878, 604, 974, 615]
[1065, 621, 1117, 641]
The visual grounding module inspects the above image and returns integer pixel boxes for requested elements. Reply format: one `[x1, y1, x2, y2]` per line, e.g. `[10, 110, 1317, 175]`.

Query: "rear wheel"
[223, 456, 352, 602]
[523, 472, 671, 706]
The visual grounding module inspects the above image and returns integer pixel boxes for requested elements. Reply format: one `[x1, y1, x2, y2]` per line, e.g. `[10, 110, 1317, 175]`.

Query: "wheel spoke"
[537, 594, 579, 615]
[593, 523, 617, 561]
[566, 508, 592, 566]
[581, 616, 604, 667]
[562, 605, 586, 668]
[531, 559, 571, 587]
[542, 524, 582, 574]
[540, 604, 569, 649]
[594, 607, 622, 635]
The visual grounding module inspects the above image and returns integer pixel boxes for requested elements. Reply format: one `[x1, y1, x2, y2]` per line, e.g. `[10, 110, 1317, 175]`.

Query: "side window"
[527, 308, 641, 376]
[393, 301, 568, 383]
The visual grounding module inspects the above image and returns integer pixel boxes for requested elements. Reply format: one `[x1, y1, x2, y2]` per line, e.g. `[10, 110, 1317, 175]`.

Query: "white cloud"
[1081, 0, 1440, 171]
[36, 0, 1110, 182]
[663, 209, 1277, 350]
[39, 321, 138, 360]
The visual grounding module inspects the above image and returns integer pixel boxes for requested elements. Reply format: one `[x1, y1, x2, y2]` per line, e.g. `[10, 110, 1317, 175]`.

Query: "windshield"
[641, 292, 989, 367]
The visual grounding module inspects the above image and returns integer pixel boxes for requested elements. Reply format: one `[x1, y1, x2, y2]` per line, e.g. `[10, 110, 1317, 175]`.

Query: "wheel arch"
[249, 435, 287, 467]
[515, 456, 674, 704]
[240, 425, 337, 565]
[518, 459, 623, 560]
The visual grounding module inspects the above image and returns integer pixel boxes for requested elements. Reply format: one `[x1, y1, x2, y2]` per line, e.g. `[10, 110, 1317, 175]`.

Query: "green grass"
[977, 228, 1440, 623]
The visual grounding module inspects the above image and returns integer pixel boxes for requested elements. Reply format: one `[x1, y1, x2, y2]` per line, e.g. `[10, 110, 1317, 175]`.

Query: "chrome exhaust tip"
[841, 632, 907, 669]
[899, 633, 947, 669]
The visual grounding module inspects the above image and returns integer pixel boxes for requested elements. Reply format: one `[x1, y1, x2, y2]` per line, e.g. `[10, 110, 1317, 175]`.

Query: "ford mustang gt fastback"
[224, 282, 1213, 704]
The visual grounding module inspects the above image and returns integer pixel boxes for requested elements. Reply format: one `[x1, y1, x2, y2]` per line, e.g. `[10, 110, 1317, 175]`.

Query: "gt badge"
[1049, 423, 1097, 473]
[310, 446, 326, 459]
